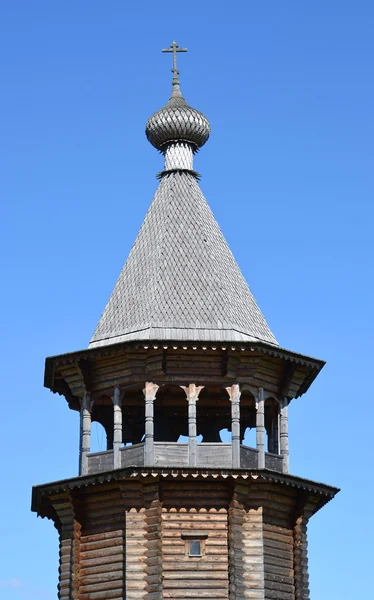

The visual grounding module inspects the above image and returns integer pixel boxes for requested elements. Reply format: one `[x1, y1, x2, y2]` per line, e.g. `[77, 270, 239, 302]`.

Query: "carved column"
[182, 384, 203, 467]
[79, 391, 92, 476]
[112, 385, 122, 469]
[256, 388, 265, 469]
[280, 398, 290, 473]
[273, 407, 279, 454]
[144, 382, 159, 467]
[227, 384, 241, 468]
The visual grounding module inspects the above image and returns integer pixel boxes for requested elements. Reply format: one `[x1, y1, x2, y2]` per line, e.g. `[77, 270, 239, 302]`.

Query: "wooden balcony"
[86, 442, 284, 475]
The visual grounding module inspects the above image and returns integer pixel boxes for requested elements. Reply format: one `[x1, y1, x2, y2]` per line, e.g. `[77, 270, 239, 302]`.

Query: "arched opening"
[91, 396, 114, 451]
[240, 390, 256, 448]
[154, 385, 188, 442]
[197, 386, 231, 443]
[121, 388, 145, 445]
[265, 397, 279, 454]
[90, 421, 109, 453]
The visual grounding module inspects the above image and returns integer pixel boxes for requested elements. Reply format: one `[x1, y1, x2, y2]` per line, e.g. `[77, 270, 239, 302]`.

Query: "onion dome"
[146, 43, 210, 151]
[146, 89, 210, 151]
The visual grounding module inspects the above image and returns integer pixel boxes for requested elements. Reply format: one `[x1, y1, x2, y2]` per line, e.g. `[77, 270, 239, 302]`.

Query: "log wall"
[121, 480, 148, 600]
[161, 480, 230, 599]
[53, 493, 81, 600]
[47, 475, 315, 600]
[229, 482, 265, 600]
[263, 523, 295, 600]
[79, 484, 126, 600]
[293, 516, 309, 600]
[262, 485, 297, 600]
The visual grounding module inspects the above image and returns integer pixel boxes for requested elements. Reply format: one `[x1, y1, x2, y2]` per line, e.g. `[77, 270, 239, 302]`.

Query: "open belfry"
[32, 42, 338, 600]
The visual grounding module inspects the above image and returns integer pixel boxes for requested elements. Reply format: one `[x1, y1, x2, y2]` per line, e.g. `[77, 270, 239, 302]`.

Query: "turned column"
[280, 398, 290, 473]
[256, 388, 265, 469]
[182, 384, 203, 467]
[273, 407, 280, 454]
[144, 382, 159, 467]
[79, 391, 92, 476]
[112, 385, 122, 469]
[227, 384, 241, 468]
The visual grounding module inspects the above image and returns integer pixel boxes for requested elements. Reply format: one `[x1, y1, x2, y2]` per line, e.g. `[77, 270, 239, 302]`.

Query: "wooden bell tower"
[32, 42, 338, 600]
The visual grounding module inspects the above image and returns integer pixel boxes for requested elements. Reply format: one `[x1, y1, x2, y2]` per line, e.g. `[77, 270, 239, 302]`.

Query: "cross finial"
[162, 41, 187, 88]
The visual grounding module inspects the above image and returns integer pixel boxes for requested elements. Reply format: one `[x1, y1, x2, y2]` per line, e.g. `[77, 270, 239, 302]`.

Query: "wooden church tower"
[32, 42, 338, 600]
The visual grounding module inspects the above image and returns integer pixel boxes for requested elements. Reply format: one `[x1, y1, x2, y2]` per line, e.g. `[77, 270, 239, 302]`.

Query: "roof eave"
[44, 338, 324, 394]
[32, 466, 339, 519]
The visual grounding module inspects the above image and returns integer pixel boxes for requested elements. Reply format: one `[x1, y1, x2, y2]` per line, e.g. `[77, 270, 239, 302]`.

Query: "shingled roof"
[89, 61, 279, 350]
[89, 170, 278, 348]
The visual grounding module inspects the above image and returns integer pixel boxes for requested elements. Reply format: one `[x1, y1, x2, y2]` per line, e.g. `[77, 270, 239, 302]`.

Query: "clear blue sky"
[1, 1, 373, 598]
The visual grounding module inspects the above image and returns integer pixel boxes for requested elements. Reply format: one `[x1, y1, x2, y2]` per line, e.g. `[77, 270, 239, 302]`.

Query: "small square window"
[182, 531, 208, 558]
[189, 540, 201, 556]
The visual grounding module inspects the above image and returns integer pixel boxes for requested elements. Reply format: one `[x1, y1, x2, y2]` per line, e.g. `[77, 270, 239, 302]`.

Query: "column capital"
[181, 383, 204, 401]
[225, 383, 241, 402]
[143, 381, 159, 400]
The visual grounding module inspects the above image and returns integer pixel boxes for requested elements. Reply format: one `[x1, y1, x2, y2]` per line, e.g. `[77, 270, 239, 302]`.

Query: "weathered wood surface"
[112, 386, 122, 469]
[264, 452, 283, 472]
[154, 442, 189, 467]
[80, 392, 92, 476]
[87, 443, 284, 474]
[120, 443, 145, 468]
[53, 493, 81, 600]
[197, 443, 232, 468]
[229, 483, 265, 600]
[87, 450, 113, 474]
[240, 444, 259, 469]
[280, 400, 290, 473]
[263, 523, 295, 599]
[293, 512, 310, 599]
[50, 345, 319, 409]
[43, 474, 326, 599]
[79, 484, 126, 600]
[256, 388, 266, 469]
[162, 480, 229, 599]
[144, 478, 163, 599]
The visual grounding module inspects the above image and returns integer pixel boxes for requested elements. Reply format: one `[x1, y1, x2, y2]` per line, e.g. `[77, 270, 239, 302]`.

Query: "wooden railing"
[86, 442, 284, 475]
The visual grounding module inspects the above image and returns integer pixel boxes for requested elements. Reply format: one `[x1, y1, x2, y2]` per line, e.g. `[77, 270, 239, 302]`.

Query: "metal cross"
[162, 41, 187, 84]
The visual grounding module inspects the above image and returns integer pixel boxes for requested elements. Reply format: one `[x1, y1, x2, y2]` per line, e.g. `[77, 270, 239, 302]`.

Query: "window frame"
[181, 531, 208, 559]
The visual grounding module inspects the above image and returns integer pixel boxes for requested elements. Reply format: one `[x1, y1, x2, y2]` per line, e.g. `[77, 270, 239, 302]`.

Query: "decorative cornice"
[32, 466, 339, 520]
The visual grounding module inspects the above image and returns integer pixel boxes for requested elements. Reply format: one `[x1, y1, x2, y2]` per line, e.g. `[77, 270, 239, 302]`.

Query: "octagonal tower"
[32, 42, 338, 600]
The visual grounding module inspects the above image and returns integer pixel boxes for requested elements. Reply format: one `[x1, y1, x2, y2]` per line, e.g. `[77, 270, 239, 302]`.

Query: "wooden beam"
[279, 360, 296, 398]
